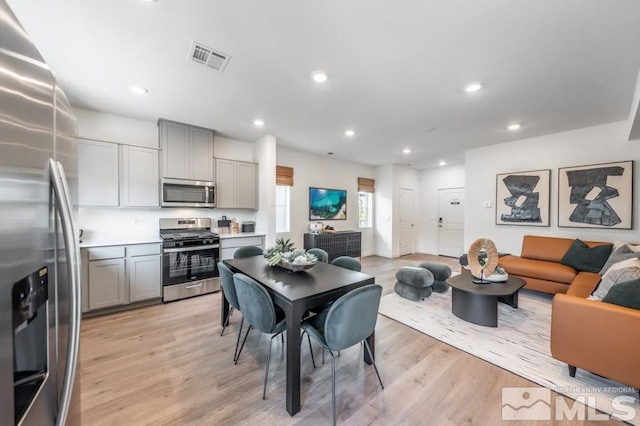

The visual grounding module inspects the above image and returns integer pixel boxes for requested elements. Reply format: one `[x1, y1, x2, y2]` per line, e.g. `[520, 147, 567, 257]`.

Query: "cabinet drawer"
[87, 246, 125, 260]
[127, 243, 161, 257]
[221, 236, 264, 248]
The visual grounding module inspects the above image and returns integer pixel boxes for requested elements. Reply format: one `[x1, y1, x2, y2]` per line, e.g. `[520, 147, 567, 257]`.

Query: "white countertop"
[218, 232, 266, 239]
[80, 233, 162, 248]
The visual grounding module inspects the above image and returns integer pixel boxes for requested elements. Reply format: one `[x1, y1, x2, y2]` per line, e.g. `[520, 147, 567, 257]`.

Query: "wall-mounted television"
[309, 187, 347, 220]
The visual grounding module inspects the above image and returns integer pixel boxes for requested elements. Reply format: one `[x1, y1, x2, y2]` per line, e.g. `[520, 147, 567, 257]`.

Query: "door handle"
[438, 217, 443, 228]
[50, 159, 81, 426]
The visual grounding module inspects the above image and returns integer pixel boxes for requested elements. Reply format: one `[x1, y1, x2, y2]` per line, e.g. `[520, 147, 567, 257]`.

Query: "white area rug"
[379, 290, 639, 424]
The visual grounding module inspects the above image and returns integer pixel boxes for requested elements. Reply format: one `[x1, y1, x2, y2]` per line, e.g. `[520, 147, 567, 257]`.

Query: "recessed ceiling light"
[129, 85, 148, 95]
[311, 71, 328, 83]
[507, 123, 522, 131]
[402, 148, 411, 154]
[344, 130, 355, 137]
[464, 82, 483, 93]
[253, 119, 264, 127]
[439, 161, 447, 166]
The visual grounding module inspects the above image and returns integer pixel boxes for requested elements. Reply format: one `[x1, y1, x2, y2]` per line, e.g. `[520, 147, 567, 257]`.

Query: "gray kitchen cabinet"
[88, 258, 126, 310]
[121, 145, 159, 207]
[160, 119, 214, 181]
[128, 254, 161, 302]
[78, 139, 119, 206]
[214, 158, 258, 209]
[220, 235, 265, 260]
[82, 243, 161, 313]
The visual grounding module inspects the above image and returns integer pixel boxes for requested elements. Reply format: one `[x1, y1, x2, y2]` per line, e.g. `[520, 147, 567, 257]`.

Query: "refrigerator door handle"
[49, 158, 81, 426]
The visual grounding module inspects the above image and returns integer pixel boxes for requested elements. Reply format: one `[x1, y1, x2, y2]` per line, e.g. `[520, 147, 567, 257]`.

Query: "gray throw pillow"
[560, 239, 612, 273]
[602, 279, 640, 310]
[591, 260, 640, 300]
[599, 245, 640, 275]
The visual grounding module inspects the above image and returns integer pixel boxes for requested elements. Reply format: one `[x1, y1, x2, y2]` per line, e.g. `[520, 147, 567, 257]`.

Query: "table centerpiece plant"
[263, 238, 318, 271]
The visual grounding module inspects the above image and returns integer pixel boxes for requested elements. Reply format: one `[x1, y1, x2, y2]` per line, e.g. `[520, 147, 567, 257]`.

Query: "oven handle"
[163, 244, 219, 253]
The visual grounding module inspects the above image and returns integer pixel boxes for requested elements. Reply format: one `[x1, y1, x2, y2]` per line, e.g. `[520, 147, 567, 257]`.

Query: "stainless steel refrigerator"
[0, 1, 82, 425]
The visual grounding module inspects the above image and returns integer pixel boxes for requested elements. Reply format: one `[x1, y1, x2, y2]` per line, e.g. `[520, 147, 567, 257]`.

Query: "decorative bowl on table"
[263, 238, 318, 272]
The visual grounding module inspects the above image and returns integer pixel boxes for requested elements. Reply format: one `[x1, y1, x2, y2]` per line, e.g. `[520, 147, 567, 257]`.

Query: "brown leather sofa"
[500, 235, 640, 390]
[499, 235, 606, 296]
[551, 294, 640, 390]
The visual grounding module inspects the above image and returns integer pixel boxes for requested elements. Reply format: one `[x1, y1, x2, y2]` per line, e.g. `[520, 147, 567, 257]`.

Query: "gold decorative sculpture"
[467, 238, 499, 283]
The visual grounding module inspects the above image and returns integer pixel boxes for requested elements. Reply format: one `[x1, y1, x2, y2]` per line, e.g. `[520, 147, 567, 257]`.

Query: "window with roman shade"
[276, 165, 294, 186]
[358, 177, 375, 193]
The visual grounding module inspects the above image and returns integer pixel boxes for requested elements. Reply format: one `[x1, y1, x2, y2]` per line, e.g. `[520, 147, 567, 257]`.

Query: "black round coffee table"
[446, 270, 526, 327]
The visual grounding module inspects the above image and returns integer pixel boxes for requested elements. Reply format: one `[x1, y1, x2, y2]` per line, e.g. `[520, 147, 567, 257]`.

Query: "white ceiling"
[8, 0, 640, 169]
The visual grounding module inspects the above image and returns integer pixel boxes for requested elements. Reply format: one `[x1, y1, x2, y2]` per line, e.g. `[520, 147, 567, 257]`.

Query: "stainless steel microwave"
[161, 178, 216, 208]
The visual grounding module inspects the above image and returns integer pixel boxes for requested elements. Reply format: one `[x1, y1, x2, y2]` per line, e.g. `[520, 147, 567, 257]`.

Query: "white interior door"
[438, 188, 465, 257]
[399, 188, 415, 256]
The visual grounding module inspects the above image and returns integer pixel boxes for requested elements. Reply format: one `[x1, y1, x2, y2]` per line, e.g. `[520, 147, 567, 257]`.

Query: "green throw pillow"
[602, 279, 640, 310]
[560, 239, 612, 273]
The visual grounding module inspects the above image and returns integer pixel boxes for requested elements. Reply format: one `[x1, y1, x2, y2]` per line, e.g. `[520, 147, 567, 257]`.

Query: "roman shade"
[276, 165, 294, 186]
[358, 177, 375, 193]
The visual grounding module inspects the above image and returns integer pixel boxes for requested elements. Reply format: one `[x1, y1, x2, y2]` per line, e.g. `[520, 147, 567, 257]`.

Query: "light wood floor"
[80, 254, 622, 425]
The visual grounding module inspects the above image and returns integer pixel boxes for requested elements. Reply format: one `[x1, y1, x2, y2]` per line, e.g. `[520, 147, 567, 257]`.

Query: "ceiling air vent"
[189, 41, 231, 72]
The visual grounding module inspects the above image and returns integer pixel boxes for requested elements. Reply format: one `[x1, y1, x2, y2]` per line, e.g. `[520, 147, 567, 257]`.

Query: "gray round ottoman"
[418, 262, 452, 293]
[394, 266, 434, 301]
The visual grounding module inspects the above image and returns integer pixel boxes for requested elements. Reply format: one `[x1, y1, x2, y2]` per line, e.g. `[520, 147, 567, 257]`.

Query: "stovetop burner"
[160, 231, 218, 241]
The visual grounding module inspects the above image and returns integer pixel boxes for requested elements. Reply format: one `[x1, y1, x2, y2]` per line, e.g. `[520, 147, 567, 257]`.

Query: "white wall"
[275, 147, 376, 255]
[255, 135, 277, 246]
[374, 165, 393, 257]
[74, 108, 158, 148]
[465, 121, 640, 256]
[418, 165, 466, 254]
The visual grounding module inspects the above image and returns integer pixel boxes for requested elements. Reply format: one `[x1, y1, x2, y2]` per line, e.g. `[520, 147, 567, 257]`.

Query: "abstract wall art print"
[309, 187, 347, 220]
[558, 160, 633, 229]
[496, 169, 550, 226]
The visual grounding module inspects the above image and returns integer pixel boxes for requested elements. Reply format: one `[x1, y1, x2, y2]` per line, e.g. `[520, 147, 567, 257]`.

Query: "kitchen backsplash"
[79, 207, 260, 242]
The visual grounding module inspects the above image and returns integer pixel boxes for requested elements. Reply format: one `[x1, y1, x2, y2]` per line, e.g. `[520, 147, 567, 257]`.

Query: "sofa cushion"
[499, 255, 577, 284]
[602, 279, 640, 310]
[599, 245, 640, 275]
[560, 239, 612, 273]
[520, 235, 609, 263]
[591, 258, 640, 300]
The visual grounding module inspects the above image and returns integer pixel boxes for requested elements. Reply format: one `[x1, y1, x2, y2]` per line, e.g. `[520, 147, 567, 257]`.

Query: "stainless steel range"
[160, 218, 220, 302]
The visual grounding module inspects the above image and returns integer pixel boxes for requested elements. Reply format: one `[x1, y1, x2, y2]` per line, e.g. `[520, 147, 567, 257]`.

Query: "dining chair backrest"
[233, 273, 278, 333]
[331, 256, 361, 272]
[234, 245, 265, 258]
[218, 262, 240, 310]
[324, 284, 383, 351]
[307, 248, 329, 263]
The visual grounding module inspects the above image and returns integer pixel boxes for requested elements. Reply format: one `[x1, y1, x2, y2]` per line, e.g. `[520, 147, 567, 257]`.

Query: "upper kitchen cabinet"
[159, 119, 214, 181]
[215, 158, 258, 209]
[78, 138, 159, 207]
[78, 139, 119, 206]
[120, 145, 159, 207]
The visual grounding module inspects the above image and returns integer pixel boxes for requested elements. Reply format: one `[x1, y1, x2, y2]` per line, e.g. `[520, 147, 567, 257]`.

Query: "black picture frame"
[496, 169, 551, 226]
[558, 160, 633, 229]
[309, 187, 347, 220]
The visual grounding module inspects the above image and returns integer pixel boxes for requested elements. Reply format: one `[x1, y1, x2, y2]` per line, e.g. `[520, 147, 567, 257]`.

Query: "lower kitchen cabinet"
[220, 234, 265, 260]
[128, 254, 161, 302]
[88, 258, 126, 310]
[82, 243, 161, 313]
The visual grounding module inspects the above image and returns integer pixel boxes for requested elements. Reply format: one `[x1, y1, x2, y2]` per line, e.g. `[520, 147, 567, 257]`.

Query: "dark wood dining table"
[223, 256, 376, 416]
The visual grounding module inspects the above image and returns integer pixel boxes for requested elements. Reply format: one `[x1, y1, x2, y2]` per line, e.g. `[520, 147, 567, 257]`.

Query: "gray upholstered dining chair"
[301, 284, 384, 425]
[330, 256, 361, 272]
[233, 273, 316, 399]
[233, 245, 264, 258]
[307, 248, 329, 263]
[218, 262, 245, 363]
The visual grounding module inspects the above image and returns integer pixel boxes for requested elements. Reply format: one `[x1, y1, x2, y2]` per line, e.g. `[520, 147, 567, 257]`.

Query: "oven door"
[162, 244, 219, 286]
